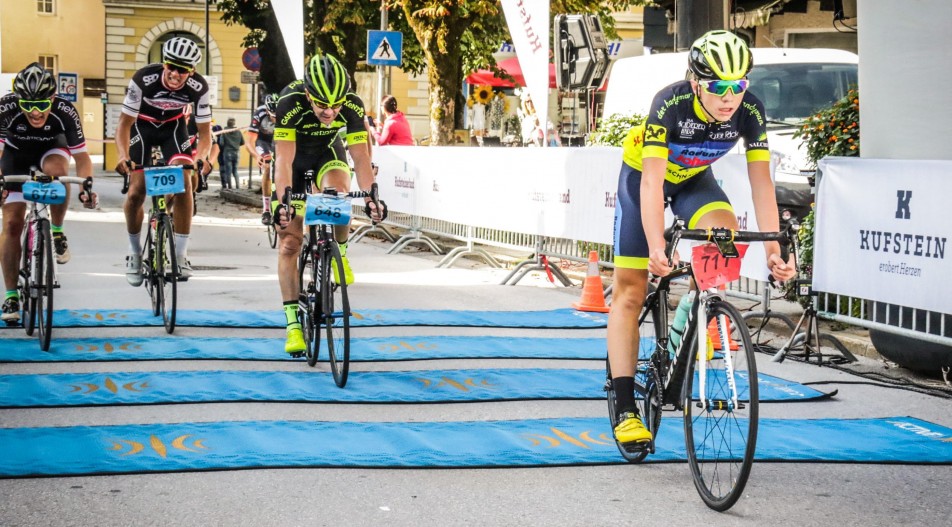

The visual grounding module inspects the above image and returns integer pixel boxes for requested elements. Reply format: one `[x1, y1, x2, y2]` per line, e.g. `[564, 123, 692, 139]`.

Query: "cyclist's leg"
[316, 140, 354, 285]
[257, 142, 273, 222]
[0, 150, 31, 307]
[41, 148, 73, 264]
[277, 153, 313, 353]
[162, 120, 197, 274]
[608, 163, 653, 443]
[671, 169, 737, 231]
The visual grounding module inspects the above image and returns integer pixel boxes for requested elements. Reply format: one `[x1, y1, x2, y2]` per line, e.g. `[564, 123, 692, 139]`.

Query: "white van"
[601, 48, 859, 219]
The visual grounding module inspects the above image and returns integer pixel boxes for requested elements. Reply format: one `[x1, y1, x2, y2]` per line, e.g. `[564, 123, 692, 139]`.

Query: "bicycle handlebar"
[119, 161, 204, 195]
[278, 168, 382, 226]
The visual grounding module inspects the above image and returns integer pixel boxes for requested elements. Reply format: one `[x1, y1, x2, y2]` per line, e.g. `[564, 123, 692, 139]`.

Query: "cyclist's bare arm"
[273, 139, 296, 228]
[747, 160, 796, 281]
[245, 131, 259, 159]
[195, 121, 213, 176]
[641, 156, 672, 276]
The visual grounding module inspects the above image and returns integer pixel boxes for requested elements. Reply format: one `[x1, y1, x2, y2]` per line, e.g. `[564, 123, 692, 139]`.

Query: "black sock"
[612, 377, 637, 414]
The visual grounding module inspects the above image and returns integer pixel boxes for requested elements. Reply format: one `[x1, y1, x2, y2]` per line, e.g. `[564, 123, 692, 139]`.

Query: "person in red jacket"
[373, 95, 414, 146]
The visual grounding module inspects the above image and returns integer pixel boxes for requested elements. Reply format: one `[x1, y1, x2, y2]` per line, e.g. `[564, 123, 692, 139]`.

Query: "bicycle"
[605, 217, 789, 511]
[282, 170, 380, 388]
[121, 160, 206, 334]
[260, 156, 277, 249]
[0, 172, 93, 351]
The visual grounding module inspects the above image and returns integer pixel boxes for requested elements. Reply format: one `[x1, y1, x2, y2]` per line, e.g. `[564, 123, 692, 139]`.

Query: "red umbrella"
[466, 56, 557, 89]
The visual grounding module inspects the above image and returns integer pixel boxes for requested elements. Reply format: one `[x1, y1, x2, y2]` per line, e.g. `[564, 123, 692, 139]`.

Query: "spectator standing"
[211, 119, 223, 171]
[373, 95, 414, 146]
[218, 117, 244, 189]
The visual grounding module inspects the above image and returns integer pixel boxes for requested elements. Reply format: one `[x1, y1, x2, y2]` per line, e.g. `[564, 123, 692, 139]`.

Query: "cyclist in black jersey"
[246, 93, 277, 223]
[0, 63, 98, 323]
[272, 53, 386, 355]
[608, 31, 797, 446]
[114, 36, 214, 286]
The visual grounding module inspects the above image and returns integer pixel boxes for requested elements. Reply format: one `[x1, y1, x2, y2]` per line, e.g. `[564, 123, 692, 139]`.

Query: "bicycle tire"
[323, 241, 350, 388]
[299, 241, 320, 366]
[683, 299, 758, 512]
[156, 216, 178, 334]
[268, 222, 277, 249]
[142, 223, 160, 317]
[19, 221, 36, 335]
[35, 220, 54, 351]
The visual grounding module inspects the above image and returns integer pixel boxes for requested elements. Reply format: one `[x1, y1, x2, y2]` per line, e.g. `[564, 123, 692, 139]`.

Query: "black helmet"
[303, 53, 350, 106]
[13, 62, 56, 100]
[688, 30, 753, 81]
[264, 93, 278, 113]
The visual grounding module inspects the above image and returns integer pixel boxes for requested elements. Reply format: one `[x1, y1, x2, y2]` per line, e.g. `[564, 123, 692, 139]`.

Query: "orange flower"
[848, 138, 854, 143]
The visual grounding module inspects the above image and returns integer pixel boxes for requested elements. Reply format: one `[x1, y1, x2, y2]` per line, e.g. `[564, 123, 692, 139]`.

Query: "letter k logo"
[895, 190, 912, 219]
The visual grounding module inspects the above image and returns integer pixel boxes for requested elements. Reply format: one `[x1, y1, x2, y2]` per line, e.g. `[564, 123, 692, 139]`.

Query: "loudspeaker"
[554, 14, 609, 91]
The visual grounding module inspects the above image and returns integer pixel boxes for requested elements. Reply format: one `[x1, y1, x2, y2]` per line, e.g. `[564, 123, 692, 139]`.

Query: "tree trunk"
[425, 48, 461, 145]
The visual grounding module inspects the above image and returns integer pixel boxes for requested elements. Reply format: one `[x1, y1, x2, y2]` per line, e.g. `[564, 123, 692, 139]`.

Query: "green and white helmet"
[688, 30, 752, 81]
[304, 53, 350, 106]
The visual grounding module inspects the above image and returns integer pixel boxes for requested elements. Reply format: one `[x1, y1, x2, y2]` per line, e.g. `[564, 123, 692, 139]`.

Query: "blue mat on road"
[0, 336, 608, 362]
[24, 308, 608, 329]
[1, 416, 949, 477]
[0, 369, 830, 407]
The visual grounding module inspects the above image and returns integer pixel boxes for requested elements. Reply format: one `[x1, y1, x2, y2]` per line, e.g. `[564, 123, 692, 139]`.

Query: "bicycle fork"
[695, 293, 742, 413]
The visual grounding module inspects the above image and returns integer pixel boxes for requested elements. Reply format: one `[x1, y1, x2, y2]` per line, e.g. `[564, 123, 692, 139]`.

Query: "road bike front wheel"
[298, 243, 321, 366]
[35, 220, 55, 351]
[156, 216, 178, 334]
[267, 222, 277, 249]
[19, 222, 36, 336]
[683, 299, 758, 512]
[322, 242, 350, 388]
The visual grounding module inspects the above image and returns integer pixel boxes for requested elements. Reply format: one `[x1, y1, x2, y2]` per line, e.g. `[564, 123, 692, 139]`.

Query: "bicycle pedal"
[288, 351, 304, 358]
[620, 440, 651, 453]
[176, 275, 189, 282]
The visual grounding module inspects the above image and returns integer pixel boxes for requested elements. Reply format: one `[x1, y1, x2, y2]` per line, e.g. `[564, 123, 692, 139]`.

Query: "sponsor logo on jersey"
[144, 97, 187, 111]
[645, 124, 666, 143]
[186, 77, 203, 92]
[143, 73, 160, 86]
[342, 98, 363, 116]
[742, 101, 764, 125]
[709, 130, 739, 140]
[126, 85, 142, 104]
[280, 102, 304, 125]
[656, 92, 692, 120]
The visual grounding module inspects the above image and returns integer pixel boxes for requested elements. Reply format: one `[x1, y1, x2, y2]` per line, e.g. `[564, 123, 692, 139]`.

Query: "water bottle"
[668, 292, 695, 358]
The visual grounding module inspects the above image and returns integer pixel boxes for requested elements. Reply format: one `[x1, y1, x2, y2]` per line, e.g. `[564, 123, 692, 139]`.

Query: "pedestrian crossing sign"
[367, 30, 402, 66]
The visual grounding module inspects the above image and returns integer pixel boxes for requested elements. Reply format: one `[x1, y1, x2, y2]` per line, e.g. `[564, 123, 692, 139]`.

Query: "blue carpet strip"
[14, 308, 608, 329]
[0, 336, 609, 362]
[0, 369, 829, 407]
[1, 417, 949, 477]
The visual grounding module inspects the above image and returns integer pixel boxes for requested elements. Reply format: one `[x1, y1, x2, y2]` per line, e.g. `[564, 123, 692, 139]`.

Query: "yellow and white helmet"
[688, 30, 752, 81]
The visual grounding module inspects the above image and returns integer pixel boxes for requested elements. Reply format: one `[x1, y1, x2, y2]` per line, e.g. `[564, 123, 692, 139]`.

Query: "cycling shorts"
[129, 117, 193, 167]
[613, 163, 733, 270]
[0, 140, 70, 198]
[288, 138, 349, 194]
[255, 139, 274, 158]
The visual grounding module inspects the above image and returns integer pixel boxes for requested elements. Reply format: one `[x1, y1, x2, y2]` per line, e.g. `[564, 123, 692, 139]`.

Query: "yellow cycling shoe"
[332, 254, 354, 285]
[614, 411, 653, 444]
[285, 326, 306, 355]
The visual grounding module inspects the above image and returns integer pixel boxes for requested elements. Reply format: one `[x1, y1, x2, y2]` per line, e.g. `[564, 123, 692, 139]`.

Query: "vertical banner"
[272, 0, 305, 78]
[501, 0, 550, 146]
[814, 157, 952, 313]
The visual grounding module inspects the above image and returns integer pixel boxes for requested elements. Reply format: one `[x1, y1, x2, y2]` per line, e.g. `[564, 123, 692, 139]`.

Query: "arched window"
[149, 31, 207, 71]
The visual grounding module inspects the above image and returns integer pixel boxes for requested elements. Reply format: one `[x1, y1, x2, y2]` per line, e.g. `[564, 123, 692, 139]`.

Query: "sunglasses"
[164, 62, 194, 75]
[19, 99, 52, 113]
[308, 94, 344, 111]
[699, 79, 749, 96]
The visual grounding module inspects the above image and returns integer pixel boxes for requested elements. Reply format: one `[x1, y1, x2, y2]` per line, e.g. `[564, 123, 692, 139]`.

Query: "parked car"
[601, 47, 859, 221]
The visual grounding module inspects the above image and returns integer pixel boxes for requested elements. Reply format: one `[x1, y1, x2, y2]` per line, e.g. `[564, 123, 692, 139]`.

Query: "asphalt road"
[1, 175, 951, 526]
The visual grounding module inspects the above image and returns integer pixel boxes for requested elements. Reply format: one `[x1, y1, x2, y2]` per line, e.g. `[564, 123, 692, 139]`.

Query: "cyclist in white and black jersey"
[246, 93, 277, 223]
[0, 63, 98, 323]
[114, 36, 214, 285]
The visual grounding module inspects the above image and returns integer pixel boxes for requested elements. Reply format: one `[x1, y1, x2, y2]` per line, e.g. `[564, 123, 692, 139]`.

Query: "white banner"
[272, 0, 304, 79]
[501, 0, 550, 146]
[374, 147, 768, 281]
[814, 157, 952, 313]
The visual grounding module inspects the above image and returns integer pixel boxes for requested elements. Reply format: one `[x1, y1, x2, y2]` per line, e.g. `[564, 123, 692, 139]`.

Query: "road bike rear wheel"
[683, 299, 758, 512]
[322, 241, 350, 388]
[35, 220, 55, 351]
[156, 216, 178, 334]
[19, 221, 36, 335]
[267, 222, 277, 249]
[606, 290, 665, 462]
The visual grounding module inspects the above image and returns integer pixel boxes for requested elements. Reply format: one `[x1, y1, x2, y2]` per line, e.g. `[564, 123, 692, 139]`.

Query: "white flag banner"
[814, 157, 952, 313]
[501, 0, 550, 146]
[272, 0, 305, 79]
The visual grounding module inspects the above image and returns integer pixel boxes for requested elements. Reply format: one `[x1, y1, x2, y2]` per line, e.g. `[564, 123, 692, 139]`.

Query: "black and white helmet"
[13, 62, 56, 100]
[163, 36, 202, 67]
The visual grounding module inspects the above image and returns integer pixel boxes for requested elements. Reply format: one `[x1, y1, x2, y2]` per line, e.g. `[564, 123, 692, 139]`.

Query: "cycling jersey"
[121, 64, 211, 124]
[273, 80, 368, 150]
[621, 80, 769, 184]
[248, 104, 275, 143]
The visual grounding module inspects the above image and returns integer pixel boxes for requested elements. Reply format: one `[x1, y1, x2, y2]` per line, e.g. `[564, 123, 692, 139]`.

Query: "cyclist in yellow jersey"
[271, 53, 386, 354]
[608, 31, 797, 445]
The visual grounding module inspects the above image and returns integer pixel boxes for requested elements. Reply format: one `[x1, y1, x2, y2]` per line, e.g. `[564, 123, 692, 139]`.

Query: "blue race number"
[304, 194, 352, 226]
[143, 166, 186, 196]
[22, 181, 67, 204]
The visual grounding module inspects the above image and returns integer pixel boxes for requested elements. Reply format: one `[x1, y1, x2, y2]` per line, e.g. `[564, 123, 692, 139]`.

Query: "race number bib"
[304, 194, 352, 226]
[22, 181, 67, 204]
[692, 243, 749, 290]
[143, 166, 186, 196]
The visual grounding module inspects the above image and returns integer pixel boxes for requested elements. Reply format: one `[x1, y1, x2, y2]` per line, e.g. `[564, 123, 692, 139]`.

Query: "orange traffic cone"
[572, 251, 610, 313]
[708, 317, 738, 351]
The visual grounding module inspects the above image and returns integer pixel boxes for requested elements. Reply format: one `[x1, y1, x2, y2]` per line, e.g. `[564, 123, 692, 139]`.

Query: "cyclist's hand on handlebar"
[767, 252, 797, 283]
[115, 158, 132, 176]
[648, 247, 678, 277]
[363, 199, 387, 224]
[79, 178, 99, 209]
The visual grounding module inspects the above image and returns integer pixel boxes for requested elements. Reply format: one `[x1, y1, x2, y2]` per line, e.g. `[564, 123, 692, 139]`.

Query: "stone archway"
[134, 17, 222, 103]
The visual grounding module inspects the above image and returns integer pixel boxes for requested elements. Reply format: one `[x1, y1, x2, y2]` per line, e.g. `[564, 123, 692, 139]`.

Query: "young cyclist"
[271, 53, 386, 355]
[0, 62, 98, 323]
[114, 36, 214, 285]
[246, 93, 277, 224]
[608, 30, 796, 446]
